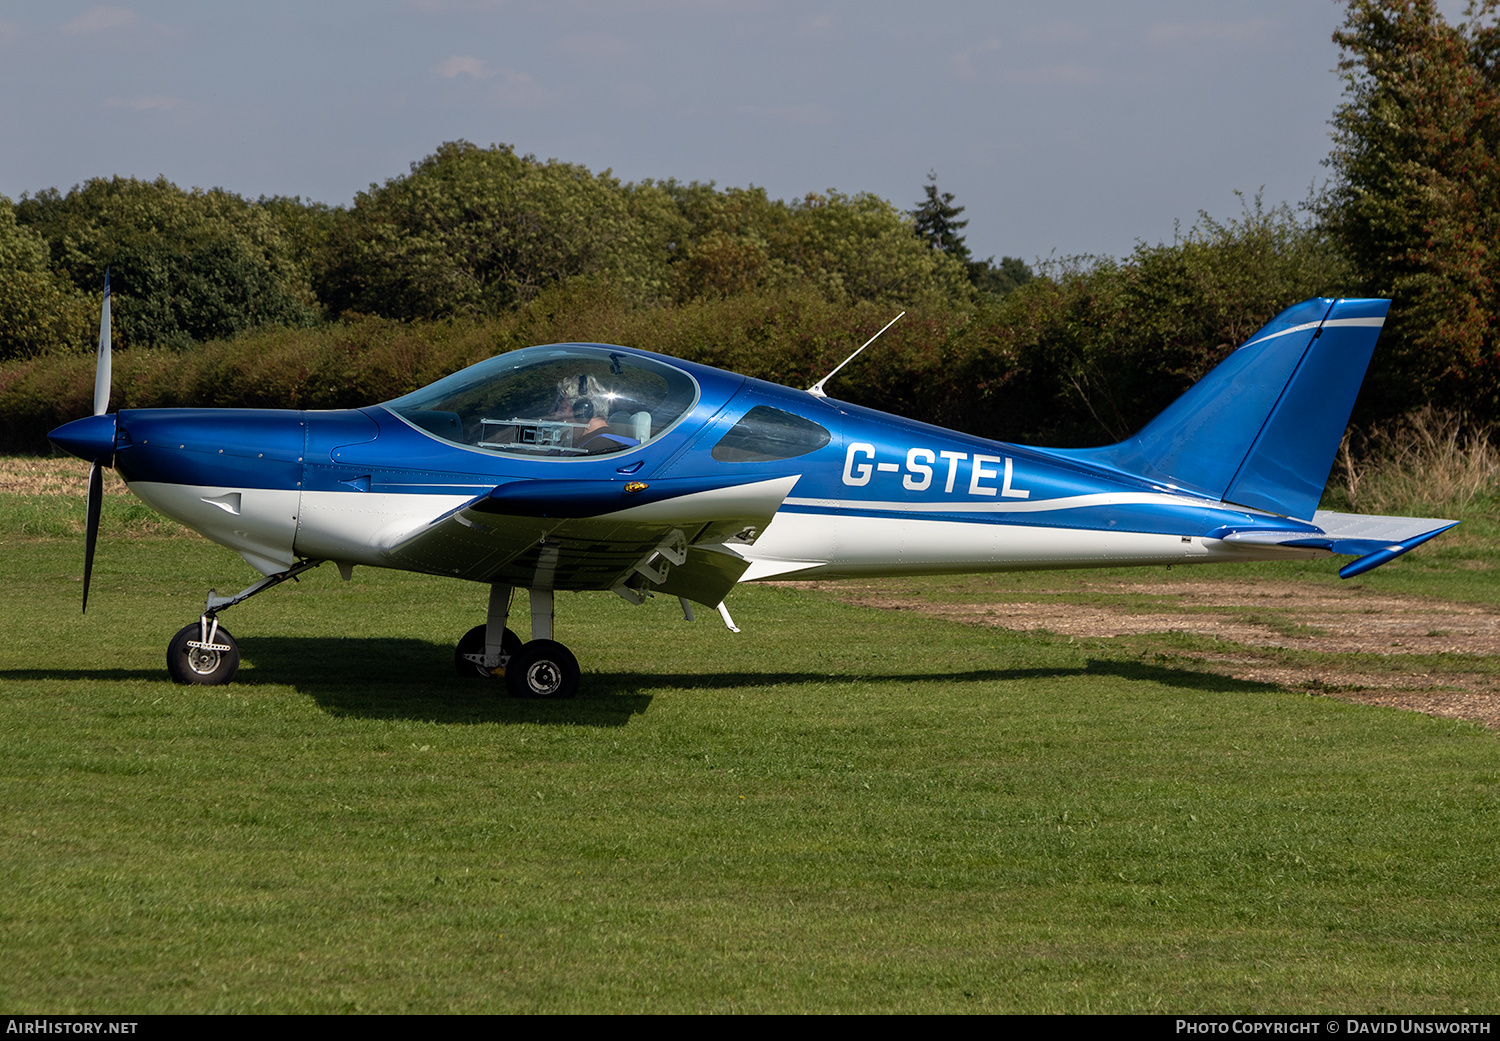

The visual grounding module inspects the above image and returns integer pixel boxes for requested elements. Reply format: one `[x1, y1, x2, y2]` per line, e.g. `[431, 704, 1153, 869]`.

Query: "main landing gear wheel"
[506, 640, 580, 700]
[454, 624, 523, 678]
[167, 621, 240, 685]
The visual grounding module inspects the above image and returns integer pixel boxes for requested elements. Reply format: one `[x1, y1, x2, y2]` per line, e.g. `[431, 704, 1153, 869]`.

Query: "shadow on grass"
[587, 658, 1279, 695]
[236, 636, 655, 726]
[0, 668, 165, 682]
[0, 642, 1282, 726]
[240, 639, 1286, 722]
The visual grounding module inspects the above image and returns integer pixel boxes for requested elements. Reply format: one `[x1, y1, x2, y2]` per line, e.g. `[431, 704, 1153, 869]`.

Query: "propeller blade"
[83, 461, 102, 613]
[81, 273, 113, 611]
[94, 269, 111, 417]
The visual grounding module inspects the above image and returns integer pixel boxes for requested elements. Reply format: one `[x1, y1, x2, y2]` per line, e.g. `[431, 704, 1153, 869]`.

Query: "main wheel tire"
[167, 621, 240, 685]
[454, 624, 523, 678]
[505, 640, 580, 699]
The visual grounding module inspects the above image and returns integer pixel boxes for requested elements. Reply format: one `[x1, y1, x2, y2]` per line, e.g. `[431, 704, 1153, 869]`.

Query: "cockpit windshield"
[383, 345, 700, 458]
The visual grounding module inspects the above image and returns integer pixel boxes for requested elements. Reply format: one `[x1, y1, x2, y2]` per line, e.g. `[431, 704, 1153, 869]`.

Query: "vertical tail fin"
[1062, 297, 1390, 520]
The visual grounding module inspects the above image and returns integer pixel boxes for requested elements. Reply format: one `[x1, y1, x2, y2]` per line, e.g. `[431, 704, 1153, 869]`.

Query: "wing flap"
[384, 475, 800, 604]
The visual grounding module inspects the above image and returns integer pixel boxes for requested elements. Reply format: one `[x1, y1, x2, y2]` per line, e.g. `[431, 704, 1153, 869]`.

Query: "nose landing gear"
[167, 615, 241, 685]
[165, 559, 323, 685]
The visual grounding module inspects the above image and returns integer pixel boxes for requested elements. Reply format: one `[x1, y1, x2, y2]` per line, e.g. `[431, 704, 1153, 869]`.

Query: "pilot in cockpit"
[553, 373, 640, 454]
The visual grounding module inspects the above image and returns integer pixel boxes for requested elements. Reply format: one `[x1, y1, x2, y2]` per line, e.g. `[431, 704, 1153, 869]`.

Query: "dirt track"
[794, 578, 1500, 729]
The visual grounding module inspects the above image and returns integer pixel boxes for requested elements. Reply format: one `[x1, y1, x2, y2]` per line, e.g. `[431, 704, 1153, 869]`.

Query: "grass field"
[2, 463, 1498, 1013]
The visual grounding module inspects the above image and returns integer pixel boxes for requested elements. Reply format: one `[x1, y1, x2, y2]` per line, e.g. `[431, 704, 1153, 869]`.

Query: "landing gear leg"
[529, 587, 553, 641]
[505, 588, 581, 699]
[165, 559, 322, 686]
[456, 586, 581, 697]
[455, 583, 522, 678]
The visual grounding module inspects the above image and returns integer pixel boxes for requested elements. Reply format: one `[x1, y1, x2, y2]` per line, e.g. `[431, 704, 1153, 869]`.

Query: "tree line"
[1, 0, 1495, 450]
[0, 144, 1029, 356]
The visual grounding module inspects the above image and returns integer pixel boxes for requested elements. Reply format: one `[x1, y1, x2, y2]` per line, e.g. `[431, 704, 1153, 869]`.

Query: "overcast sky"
[0, 1, 1473, 265]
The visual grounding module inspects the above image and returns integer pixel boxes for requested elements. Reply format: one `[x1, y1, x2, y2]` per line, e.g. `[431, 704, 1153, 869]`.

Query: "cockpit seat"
[579, 429, 639, 454]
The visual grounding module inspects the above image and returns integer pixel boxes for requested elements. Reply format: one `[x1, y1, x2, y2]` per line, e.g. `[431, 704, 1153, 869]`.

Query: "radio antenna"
[807, 311, 905, 398]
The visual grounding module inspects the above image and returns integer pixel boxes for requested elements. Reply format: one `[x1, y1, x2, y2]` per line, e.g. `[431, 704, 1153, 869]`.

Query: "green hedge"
[2, 205, 1354, 454]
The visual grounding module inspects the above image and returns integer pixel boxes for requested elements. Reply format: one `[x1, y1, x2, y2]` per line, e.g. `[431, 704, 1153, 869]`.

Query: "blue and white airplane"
[49, 285, 1455, 697]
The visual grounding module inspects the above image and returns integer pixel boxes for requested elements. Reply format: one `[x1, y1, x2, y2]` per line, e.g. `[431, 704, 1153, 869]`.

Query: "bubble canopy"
[383, 345, 701, 458]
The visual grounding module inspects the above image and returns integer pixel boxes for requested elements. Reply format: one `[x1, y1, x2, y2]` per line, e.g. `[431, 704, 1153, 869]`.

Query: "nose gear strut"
[166, 559, 324, 686]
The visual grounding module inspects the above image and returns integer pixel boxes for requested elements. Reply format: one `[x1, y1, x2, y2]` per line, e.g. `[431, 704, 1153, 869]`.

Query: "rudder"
[1062, 297, 1390, 520]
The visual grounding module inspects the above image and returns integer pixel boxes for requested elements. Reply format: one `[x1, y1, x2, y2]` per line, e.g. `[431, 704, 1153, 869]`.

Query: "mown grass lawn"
[2, 514, 1498, 1012]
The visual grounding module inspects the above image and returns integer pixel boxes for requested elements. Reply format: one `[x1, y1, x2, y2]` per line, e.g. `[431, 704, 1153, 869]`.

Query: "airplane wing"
[384, 474, 800, 607]
[1210, 510, 1458, 578]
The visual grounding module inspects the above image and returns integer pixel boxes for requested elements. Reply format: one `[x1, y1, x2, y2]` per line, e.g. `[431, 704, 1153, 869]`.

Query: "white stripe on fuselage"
[132, 478, 1328, 587]
[731, 507, 1329, 580]
[781, 489, 1220, 515]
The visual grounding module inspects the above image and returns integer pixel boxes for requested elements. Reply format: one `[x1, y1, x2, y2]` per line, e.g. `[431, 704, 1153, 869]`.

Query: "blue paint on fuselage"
[113, 408, 305, 490]
[103, 342, 1319, 547]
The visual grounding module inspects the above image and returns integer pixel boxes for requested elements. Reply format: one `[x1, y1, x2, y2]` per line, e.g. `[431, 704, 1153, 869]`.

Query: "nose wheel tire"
[454, 625, 523, 678]
[167, 622, 240, 685]
[506, 640, 580, 699]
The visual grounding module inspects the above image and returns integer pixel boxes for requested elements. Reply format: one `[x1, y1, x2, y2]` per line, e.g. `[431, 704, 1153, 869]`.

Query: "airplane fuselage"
[109, 362, 1331, 590]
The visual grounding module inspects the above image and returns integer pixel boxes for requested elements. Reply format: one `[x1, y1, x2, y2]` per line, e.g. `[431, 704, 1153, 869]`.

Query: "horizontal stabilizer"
[1306, 511, 1458, 557]
[1208, 510, 1457, 577]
